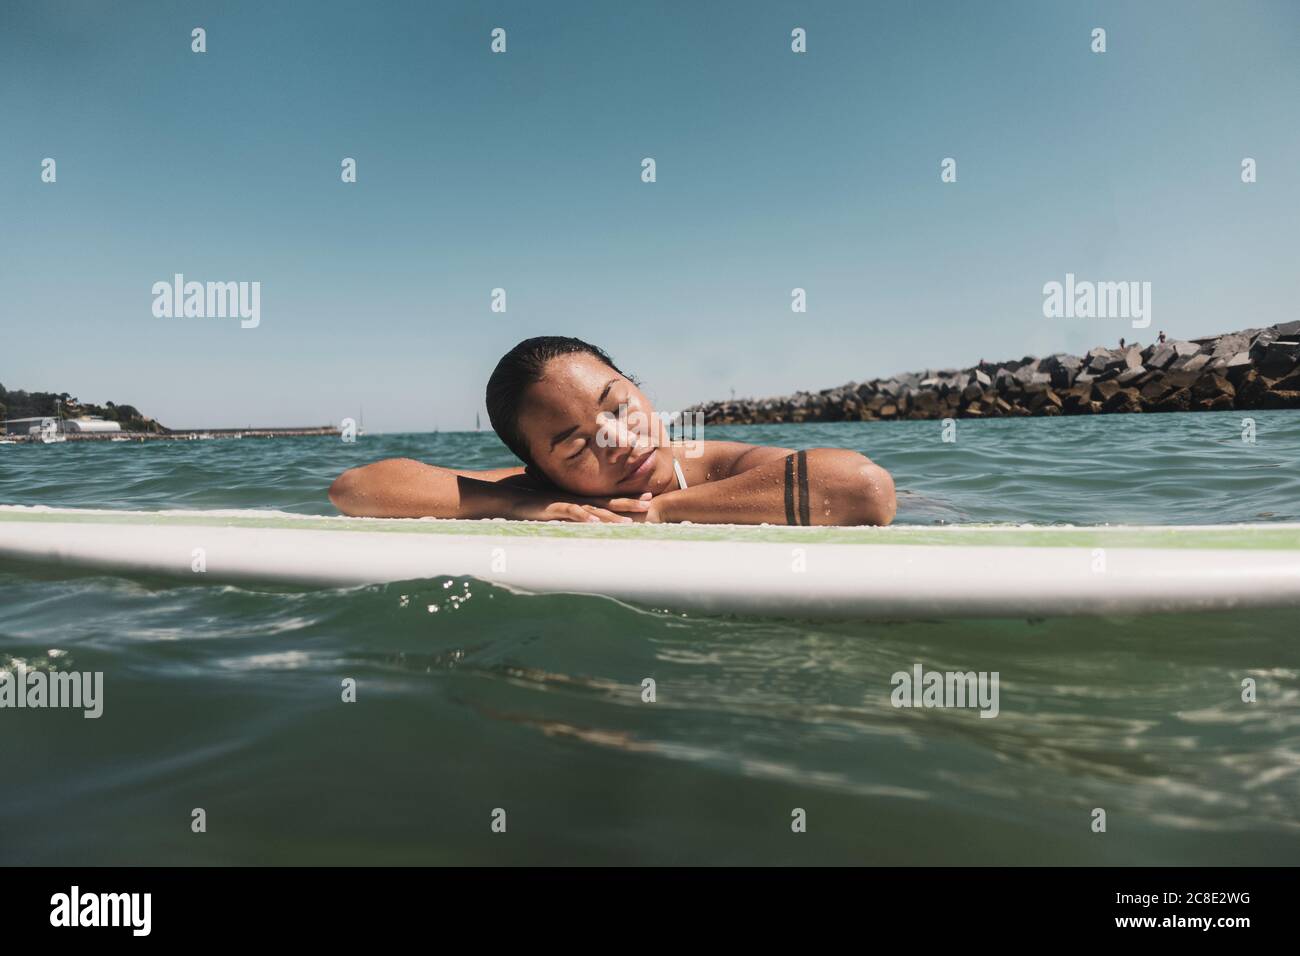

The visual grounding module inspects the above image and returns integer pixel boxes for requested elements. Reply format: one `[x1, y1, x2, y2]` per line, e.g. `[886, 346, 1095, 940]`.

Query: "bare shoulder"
[696, 441, 795, 480]
[360, 458, 530, 483]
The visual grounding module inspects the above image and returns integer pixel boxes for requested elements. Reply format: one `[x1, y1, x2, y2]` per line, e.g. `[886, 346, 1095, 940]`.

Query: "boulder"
[1092, 380, 1122, 403]
[1234, 370, 1274, 408]
[1258, 390, 1300, 409]
[1147, 343, 1178, 369]
[1026, 388, 1062, 413]
[1209, 350, 1251, 371]
[1151, 388, 1193, 413]
[1012, 365, 1038, 386]
[1195, 394, 1235, 412]
[1061, 384, 1093, 414]
[1272, 369, 1300, 392]
[1139, 376, 1173, 403]
[912, 391, 940, 414]
[1101, 388, 1142, 413]
[1040, 356, 1081, 390]
[1042, 353, 1083, 374]
[1049, 365, 1076, 390]
[1162, 369, 1201, 391]
[1170, 353, 1211, 374]
[1191, 373, 1235, 403]
[1225, 355, 1256, 387]
[1085, 351, 1108, 373]
[1250, 328, 1280, 360]
[1257, 342, 1300, 378]
[1211, 332, 1251, 358]
[1086, 349, 1127, 374]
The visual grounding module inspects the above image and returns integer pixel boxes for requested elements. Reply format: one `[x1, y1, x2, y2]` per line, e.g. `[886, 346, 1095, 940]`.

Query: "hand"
[512, 492, 652, 524]
[569, 492, 653, 516]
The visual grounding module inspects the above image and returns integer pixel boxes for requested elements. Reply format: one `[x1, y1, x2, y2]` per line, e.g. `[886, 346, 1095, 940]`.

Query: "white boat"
[15, 400, 71, 444]
[37, 419, 66, 444]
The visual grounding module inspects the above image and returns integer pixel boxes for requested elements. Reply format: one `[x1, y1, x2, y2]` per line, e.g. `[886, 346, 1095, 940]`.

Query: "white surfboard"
[1, 505, 1299, 619]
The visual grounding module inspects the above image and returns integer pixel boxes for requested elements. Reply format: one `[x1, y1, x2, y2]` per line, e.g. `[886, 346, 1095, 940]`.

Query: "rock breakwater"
[690, 324, 1300, 424]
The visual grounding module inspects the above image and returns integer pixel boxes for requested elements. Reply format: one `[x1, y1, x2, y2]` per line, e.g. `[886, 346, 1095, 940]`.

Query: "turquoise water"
[1, 413, 1298, 864]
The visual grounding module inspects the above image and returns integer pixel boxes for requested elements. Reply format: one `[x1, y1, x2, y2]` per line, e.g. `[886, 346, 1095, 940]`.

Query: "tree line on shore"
[0, 383, 166, 433]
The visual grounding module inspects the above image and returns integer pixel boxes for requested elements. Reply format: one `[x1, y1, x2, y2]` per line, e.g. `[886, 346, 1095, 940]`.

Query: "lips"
[621, 448, 656, 485]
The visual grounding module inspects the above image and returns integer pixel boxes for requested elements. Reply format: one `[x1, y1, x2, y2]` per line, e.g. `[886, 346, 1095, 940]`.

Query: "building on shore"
[63, 417, 123, 434]
[3, 416, 56, 437]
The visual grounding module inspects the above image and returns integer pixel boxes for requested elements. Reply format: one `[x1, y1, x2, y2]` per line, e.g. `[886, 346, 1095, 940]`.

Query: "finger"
[561, 503, 600, 523]
[582, 505, 632, 524]
[605, 497, 651, 512]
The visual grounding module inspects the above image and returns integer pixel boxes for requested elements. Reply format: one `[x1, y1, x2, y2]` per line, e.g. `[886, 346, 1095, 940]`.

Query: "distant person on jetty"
[1158, 331, 1167, 344]
[330, 336, 896, 526]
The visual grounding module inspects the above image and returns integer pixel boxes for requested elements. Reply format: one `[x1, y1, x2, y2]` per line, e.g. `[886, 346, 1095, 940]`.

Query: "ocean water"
[1, 412, 1298, 865]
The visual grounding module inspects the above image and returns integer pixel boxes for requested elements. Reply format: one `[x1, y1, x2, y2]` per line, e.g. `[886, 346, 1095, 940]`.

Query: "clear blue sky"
[2, 0, 1297, 431]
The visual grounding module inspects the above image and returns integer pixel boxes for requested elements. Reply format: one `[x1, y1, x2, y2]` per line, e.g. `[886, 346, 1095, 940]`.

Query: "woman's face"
[516, 353, 674, 496]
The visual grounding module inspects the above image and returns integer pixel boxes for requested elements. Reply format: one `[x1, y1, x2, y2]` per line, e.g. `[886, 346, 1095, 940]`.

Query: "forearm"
[651, 449, 896, 526]
[329, 458, 532, 518]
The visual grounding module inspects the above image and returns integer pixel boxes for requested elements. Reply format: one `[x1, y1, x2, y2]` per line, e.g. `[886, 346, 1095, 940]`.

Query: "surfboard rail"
[2, 506, 1299, 619]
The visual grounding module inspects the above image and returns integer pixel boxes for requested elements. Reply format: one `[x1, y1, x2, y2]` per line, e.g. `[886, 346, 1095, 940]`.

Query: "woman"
[329, 337, 896, 525]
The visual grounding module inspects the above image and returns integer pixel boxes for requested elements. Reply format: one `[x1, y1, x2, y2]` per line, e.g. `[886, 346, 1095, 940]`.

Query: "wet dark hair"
[485, 336, 628, 469]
